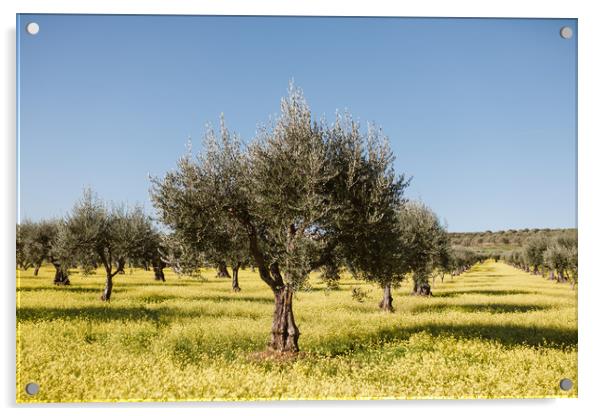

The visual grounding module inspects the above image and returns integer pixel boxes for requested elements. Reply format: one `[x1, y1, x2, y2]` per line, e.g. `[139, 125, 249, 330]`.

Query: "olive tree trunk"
[413, 281, 432, 296]
[33, 264, 41, 277]
[269, 285, 299, 352]
[232, 264, 241, 292]
[378, 282, 394, 312]
[52, 263, 70, 285]
[216, 261, 230, 278]
[101, 274, 114, 301]
[153, 263, 165, 281]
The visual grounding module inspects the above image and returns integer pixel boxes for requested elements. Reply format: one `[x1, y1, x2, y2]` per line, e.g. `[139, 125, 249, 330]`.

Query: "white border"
[3, 1, 600, 415]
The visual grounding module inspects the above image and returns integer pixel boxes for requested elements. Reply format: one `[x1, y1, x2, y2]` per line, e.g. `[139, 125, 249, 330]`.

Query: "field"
[16, 260, 577, 402]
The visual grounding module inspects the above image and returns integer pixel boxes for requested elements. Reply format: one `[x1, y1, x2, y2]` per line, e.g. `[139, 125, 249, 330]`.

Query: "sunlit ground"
[16, 260, 577, 402]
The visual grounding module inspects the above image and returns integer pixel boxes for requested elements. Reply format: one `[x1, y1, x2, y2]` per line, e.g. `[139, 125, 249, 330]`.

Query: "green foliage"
[150, 84, 411, 293]
[57, 189, 158, 298]
[159, 233, 204, 277]
[543, 232, 577, 287]
[16, 219, 61, 272]
[350, 286, 369, 303]
[450, 228, 576, 252]
[500, 229, 577, 288]
[336, 124, 410, 290]
[522, 235, 548, 273]
[450, 247, 480, 274]
[397, 201, 449, 290]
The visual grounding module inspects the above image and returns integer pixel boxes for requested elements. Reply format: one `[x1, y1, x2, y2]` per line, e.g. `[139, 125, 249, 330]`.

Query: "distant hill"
[448, 228, 577, 253]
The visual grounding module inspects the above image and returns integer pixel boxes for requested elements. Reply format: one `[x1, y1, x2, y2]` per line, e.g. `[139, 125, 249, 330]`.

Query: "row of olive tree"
[502, 231, 578, 288]
[17, 191, 167, 299]
[18, 85, 462, 353]
[17, 219, 70, 284]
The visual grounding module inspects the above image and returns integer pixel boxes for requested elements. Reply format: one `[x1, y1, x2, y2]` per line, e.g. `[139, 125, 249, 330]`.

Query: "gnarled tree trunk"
[413, 281, 432, 296]
[52, 262, 70, 285]
[101, 274, 113, 301]
[269, 285, 299, 352]
[216, 261, 230, 278]
[232, 263, 241, 292]
[34, 264, 41, 277]
[379, 282, 394, 312]
[153, 261, 165, 282]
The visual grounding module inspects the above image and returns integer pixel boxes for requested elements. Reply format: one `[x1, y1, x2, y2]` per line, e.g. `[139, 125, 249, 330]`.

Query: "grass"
[16, 260, 577, 402]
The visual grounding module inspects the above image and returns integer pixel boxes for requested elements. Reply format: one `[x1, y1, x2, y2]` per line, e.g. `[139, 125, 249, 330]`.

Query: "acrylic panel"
[16, 14, 577, 402]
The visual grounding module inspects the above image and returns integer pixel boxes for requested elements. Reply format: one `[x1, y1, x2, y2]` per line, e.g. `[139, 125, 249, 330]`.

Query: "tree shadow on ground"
[17, 286, 101, 294]
[411, 303, 550, 314]
[437, 289, 536, 298]
[383, 323, 576, 348]
[16, 304, 265, 323]
[136, 294, 179, 304]
[189, 294, 273, 304]
[460, 274, 507, 278]
[318, 322, 577, 358]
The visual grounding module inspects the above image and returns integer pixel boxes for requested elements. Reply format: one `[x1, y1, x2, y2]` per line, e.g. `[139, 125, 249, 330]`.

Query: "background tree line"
[449, 228, 577, 289]
[501, 231, 578, 289]
[449, 228, 576, 250]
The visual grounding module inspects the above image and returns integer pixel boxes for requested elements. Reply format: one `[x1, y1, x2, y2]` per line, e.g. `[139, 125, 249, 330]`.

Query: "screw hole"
[559, 378, 573, 391]
[26, 22, 40, 35]
[560, 26, 573, 39]
[25, 382, 40, 396]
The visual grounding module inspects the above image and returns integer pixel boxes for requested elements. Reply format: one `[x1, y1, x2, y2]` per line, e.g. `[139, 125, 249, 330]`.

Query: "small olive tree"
[17, 219, 70, 284]
[159, 233, 204, 278]
[59, 190, 154, 301]
[451, 247, 479, 275]
[398, 201, 448, 296]
[543, 233, 577, 288]
[338, 126, 410, 312]
[204, 221, 250, 291]
[17, 220, 53, 276]
[16, 223, 32, 271]
[136, 224, 167, 281]
[522, 236, 548, 275]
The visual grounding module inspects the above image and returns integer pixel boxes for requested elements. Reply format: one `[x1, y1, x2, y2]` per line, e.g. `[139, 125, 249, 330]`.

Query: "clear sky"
[17, 15, 577, 232]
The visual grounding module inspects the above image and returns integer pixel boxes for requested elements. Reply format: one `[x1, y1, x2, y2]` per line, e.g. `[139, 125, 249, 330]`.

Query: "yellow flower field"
[16, 260, 577, 402]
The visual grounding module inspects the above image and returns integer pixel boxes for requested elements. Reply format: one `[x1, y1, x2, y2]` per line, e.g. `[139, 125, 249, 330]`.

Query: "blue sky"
[17, 15, 577, 232]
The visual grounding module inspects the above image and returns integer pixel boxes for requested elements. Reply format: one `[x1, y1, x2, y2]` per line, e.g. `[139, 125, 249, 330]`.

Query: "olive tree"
[17, 219, 70, 284]
[204, 221, 250, 291]
[17, 220, 51, 276]
[16, 223, 32, 271]
[151, 85, 405, 351]
[522, 235, 548, 275]
[59, 190, 154, 301]
[398, 201, 448, 296]
[543, 233, 577, 288]
[136, 224, 167, 281]
[159, 233, 204, 278]
[339, 128, 410, 312]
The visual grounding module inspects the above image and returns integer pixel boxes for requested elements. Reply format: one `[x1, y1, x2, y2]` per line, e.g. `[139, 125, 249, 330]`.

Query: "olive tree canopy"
[397, 201, 449, 296]
[59, 189, 155, 300]
[151, 85, 408, 351]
